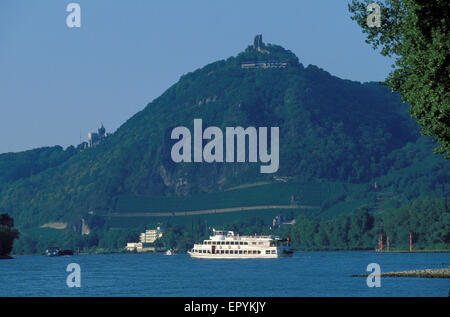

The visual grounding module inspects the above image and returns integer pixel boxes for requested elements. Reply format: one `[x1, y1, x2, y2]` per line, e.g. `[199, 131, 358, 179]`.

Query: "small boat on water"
[165, 249, 174, 255]
[45, 247, 60, 256]
[59, 249, 74, 256]
[188, 229, 293, 259]
[45, 247, 74, 256]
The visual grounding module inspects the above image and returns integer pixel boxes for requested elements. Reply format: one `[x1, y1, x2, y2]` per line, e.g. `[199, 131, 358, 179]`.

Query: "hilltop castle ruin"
[88, 123, 111, 147]
[241, 35, 288, 69]
[253, 34, 270, 54]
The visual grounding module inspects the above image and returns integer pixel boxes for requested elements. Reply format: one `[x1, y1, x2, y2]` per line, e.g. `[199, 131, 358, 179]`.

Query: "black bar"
[0, 297, 448, 315]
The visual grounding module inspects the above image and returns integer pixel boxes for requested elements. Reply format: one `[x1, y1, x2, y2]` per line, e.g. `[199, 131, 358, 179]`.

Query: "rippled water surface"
[0, 251, 448, 296]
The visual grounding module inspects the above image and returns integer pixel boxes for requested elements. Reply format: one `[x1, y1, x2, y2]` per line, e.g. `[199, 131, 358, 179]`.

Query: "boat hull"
[188, 250, 292, 259]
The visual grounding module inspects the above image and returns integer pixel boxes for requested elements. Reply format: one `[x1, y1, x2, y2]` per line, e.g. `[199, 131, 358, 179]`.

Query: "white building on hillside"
[126, 242, 143, 251]
[125, 227, 164, 252]
[140, 227, 163, 243]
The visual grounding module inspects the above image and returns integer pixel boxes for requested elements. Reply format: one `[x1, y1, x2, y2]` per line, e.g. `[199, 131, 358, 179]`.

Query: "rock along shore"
[353, 267, 450, 278]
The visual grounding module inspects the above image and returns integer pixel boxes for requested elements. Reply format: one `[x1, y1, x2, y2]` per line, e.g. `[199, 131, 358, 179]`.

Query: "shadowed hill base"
[0, 255, 13, 259]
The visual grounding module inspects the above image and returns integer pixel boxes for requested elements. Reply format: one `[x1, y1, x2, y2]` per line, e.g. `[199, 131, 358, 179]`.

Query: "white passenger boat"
[188, 229, 293, 259]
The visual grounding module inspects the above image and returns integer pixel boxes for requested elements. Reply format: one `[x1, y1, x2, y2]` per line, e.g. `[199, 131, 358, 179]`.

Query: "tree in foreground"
[0, 214, 19, 257]
[349, 0, 449, 158]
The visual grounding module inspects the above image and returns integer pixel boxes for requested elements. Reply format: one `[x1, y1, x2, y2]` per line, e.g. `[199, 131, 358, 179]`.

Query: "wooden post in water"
[378, 234, 383, 251]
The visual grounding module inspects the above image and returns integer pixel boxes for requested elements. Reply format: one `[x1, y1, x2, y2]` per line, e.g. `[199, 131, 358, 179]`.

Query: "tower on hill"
[253, 34, 269, 54]
[88, 122, 110, 147]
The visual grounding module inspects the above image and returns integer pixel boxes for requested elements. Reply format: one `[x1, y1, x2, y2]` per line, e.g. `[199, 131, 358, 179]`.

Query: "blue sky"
[0, 0, 393, 154]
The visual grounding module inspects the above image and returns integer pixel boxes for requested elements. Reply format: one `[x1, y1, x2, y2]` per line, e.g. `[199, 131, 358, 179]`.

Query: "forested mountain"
[0, 39, 448, 236]
[0, 146, 77, 192]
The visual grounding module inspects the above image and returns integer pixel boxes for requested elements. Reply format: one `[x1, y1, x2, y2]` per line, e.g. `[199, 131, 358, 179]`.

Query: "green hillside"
[0, 37, 448, 254]
[112, 181, 352, 214]
[0, 146, 78, 192]
[114, 182, 296, 213]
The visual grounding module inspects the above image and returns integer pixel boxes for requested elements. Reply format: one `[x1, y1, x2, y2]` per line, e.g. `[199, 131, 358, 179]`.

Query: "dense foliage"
[349, 0, 450, 157]
[280, 196, 449, 251]
[0, 214, 19, 257]
[0, 146, 77, 192]
[115, 182, 296, 213]
[12, 226, 138, 255]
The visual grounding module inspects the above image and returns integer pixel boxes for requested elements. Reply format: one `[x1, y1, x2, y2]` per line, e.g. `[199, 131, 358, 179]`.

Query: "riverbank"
[353, 267, 450, 278]
[11, 248, 450, 256]
[292, 248, 450, 253]
[372, 249, 450, 253]
[0, 255, 13, 259]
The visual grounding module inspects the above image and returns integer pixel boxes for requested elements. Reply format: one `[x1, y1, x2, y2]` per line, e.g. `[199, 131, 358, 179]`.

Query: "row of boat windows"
[193, 249, 277, 255]
[203, 241, 269, 246]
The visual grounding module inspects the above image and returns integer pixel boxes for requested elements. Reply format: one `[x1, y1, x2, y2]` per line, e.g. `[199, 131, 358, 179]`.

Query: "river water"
[0, 251, 448, 296]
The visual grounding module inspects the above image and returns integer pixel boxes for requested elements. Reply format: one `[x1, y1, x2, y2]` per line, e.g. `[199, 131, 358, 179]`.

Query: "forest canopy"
[0, 214, 19, 257]
[349, 0, 450, 158]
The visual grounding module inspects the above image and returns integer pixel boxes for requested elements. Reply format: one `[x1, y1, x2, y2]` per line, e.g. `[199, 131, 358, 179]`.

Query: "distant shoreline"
[292, 249, 450, 253]
[0, 255, 13, 259]
[371, 249, 450, 253]
[10, 249, 450, 257]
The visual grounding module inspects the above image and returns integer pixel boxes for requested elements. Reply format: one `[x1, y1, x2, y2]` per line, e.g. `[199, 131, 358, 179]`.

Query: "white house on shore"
[125, 227, 164, 252]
